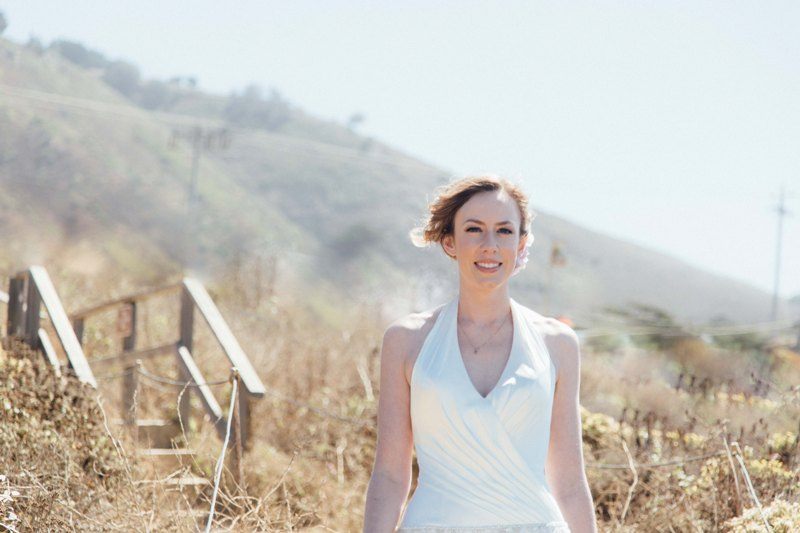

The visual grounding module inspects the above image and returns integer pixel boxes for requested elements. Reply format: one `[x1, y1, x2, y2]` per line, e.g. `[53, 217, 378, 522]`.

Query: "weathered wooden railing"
[4, 266, 96, 386]
[69, 276, 265, 447]
[2, 267, 264, 448]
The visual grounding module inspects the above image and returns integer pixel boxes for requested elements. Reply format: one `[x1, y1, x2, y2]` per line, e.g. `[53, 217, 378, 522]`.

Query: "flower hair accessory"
[511, 234, 534, 277]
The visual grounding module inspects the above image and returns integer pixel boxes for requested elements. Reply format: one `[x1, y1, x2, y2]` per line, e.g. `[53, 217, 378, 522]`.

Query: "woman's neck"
[456, 287, 512, 326]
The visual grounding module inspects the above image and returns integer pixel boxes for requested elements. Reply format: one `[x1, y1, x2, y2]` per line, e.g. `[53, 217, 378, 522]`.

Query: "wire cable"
[136, 367, 230, 388]
[205, 373, 238, 533]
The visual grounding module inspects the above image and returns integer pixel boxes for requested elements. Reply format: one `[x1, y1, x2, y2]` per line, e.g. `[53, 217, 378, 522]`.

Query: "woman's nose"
[481, 232, 499, 250]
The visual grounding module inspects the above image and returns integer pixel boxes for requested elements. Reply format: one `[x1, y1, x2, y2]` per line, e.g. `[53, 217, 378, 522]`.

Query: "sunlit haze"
[3, 0, 798, 299]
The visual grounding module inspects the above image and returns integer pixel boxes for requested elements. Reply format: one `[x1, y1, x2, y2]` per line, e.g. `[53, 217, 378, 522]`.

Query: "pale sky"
[2, 0, 798, 300]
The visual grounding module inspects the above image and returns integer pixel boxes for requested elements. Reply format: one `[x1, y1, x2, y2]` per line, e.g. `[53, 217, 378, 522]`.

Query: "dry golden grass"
[2, 260, 799, 531]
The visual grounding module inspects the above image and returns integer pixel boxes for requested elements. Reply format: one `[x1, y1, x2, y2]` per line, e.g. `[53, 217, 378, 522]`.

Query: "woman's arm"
[545, 325, 597, 533]
[363, 324, 415, 533]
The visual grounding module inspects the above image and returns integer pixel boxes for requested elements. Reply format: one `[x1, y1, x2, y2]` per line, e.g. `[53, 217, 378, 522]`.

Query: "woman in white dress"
[363, 175, 597, 533]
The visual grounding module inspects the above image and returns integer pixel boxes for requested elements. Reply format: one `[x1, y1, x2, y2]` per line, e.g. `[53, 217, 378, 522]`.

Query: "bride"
[363, 175, 596, 532]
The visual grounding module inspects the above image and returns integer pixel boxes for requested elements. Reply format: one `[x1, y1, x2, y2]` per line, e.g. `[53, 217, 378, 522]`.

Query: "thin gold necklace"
[457, 306, 511, 354]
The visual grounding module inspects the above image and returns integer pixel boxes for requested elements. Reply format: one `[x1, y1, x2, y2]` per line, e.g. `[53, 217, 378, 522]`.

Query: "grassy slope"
[0, 36, 793, 327]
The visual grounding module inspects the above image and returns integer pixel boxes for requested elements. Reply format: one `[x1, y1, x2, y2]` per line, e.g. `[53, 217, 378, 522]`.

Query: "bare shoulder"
[515, 303, 581, 376]
[383, 302, 448, 385]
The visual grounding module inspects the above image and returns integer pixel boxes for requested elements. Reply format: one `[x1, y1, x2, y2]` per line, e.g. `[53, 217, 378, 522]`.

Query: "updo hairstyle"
[409, 174, 535, 261]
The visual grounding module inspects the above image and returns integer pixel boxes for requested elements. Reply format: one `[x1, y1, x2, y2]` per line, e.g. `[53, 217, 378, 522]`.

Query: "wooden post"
[229, 368, 245, 493]
[118, 300, 138, 434]
[123, 360, 141, 427]
[72, 318, 85, 347]
[6, 276, 24, 338]
[179, 288, 194, 351]
[178, 287, 194, 430]
[121, 300, 137, 351]
[239, 392, 252, 451]
[24, 275, 42, 349]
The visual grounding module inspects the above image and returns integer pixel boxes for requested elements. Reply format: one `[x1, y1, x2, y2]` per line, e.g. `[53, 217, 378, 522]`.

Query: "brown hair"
[409, 174, 535, 258]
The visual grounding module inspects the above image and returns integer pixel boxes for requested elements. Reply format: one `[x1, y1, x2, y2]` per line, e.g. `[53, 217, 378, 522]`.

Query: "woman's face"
[442, 190, 528, 287]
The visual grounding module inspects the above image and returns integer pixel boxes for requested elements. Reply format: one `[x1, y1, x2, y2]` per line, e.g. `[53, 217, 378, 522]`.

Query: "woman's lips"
[474, 261, 501, 273]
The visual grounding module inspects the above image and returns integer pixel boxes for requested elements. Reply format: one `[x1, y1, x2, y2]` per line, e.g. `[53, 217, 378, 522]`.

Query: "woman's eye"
[466, 227, 513, 234]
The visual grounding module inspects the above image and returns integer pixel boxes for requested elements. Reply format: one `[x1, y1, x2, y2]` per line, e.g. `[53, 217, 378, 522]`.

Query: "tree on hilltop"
[102, 60, 141, 98]
[224, 84, 291, 131]
[50, 39, 109, 69]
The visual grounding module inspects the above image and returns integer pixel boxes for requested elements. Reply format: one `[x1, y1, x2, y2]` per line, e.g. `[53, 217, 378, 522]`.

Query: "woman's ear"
[517, 233, 529, 256]
[442, 233, 456, 259]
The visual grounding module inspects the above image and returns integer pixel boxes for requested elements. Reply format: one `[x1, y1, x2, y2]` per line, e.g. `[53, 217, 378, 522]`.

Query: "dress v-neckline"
[453, 296, 518, 401]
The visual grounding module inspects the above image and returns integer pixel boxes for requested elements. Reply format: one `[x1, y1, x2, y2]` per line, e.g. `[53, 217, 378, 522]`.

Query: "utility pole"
[169, 126, 230, 269]
[770, 184, 792, 321]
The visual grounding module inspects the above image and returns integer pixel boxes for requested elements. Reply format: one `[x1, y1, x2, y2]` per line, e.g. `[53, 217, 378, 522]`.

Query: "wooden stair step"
[169, 509, 208, 517]
[136, 475, 209, 486]
[113, 418, 175, 427]
[135, 448, 197, 472]
[115, 419, 182, 448]
[137, 448, 196, 456]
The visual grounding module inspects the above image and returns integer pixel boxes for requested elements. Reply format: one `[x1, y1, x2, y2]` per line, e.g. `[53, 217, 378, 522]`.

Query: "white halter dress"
[396, 295, 571, 533]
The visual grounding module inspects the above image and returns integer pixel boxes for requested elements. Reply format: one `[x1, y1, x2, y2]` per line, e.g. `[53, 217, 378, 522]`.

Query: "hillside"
[0, 36, 795, 327]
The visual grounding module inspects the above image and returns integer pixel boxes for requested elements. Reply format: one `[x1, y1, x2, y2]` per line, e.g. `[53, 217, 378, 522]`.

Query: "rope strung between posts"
[92, 365, 230, 387]
[205, 369, 238, 533]
[93, 368, 135, 381]
[585, 450, 728, 470]
[262, 387, 375, 429]
[136, 374, 175, 395]
[137, 367, 230, 388]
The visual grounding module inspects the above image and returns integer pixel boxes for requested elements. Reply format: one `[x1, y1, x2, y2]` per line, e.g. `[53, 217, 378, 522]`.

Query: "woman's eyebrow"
[463, 218, 513, 226]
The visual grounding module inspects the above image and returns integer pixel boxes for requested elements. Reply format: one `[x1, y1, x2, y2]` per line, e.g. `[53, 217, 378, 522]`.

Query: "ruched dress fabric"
[395, 295, 571, 533]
